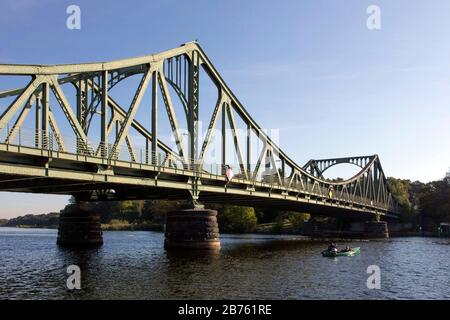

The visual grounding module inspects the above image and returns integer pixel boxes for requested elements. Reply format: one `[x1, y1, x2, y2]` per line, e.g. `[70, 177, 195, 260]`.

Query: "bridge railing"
[0, 124, 396, 213]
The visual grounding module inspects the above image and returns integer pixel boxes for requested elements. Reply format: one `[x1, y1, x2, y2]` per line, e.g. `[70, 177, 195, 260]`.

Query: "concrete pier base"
[364, 221, 389, 239]
[164, 208, 220, 250]
[57, 204, 103, 247]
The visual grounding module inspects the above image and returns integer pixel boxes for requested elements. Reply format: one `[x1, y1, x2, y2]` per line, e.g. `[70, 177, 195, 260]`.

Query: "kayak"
[321, 247, 360, 257]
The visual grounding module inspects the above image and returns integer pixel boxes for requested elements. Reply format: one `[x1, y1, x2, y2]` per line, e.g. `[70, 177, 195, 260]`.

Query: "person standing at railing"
[225, 165, 234, 183]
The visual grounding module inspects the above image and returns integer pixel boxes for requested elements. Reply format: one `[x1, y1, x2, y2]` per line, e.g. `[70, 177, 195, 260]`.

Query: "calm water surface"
[0, 227, 449, 299]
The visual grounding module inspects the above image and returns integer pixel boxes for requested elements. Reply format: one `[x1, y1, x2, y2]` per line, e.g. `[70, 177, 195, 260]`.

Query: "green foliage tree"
[141, 200, 154, 222]
[387, 177, 415, 222]
[417, 178, 450, 227]
[119, 200, 142, 223]
[147, 199, 188, 224]
[253, 207, 278, 223]
[278, 211, 310, 230]
[84, 201, 122, 223]
[218, 205, 257, 233]
[4, 212, 59, 227]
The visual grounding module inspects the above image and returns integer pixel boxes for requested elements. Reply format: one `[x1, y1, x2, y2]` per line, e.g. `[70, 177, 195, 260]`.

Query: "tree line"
[388, 176, 450, 229]
[2, 213, 59, 228]
[59, 198, 309, 233]
[2, 176, 448, 232]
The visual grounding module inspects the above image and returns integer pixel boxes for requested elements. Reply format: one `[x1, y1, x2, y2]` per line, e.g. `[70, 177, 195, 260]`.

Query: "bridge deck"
[0, 142, 397, 220]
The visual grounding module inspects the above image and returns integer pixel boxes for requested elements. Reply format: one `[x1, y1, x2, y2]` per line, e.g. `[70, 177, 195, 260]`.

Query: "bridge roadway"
[0, 139, 397, 221]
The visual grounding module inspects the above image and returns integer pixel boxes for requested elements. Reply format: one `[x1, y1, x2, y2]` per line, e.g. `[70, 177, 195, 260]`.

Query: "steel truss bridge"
[0, 42, 398, 220]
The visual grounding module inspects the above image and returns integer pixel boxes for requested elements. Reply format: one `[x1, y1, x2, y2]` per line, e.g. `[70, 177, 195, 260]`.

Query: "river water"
[0, 227, 449, 300]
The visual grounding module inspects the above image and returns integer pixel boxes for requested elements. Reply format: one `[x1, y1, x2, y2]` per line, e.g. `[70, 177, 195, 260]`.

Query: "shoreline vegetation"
[0, 219, 442, 237]
[0, 222, 435, 238]
[1, 176, 449, 236]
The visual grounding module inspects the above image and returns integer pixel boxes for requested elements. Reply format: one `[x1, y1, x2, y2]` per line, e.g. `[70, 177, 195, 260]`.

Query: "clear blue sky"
[1, 0, 449, 218]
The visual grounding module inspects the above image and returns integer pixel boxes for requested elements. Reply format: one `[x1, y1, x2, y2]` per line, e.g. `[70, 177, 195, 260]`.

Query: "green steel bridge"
[0, 42, 398, 221]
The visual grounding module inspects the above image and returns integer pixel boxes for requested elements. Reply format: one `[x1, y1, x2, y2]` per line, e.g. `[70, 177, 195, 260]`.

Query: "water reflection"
[1, 228, 449, 299]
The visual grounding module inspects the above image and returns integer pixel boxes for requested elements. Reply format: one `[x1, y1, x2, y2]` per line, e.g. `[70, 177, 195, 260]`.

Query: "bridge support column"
[164, 207, 220, 250]
[364, 221, 389, 239]
[57, 203, 103, 247]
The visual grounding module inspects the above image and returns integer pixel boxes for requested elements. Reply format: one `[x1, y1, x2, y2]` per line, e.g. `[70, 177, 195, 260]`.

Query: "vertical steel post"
[265, 149, 271, 170]
[35, 93, 41, 148]
[83, 78, 89, 133]
[247, 123, 251, 176]
[151, 71, 158, 164]
[76, 79, 83, 123]
[188, 51, 199, 169]
[221, 102, 227, 173]
[145, 138, 149, 164]
[114, 120, 120, 159]
[76, 79, 83, 154]
[41, 82, 49, 149]
[101, 71, 108, 157]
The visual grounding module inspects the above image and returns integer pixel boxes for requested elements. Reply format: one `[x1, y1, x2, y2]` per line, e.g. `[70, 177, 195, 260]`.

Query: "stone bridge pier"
[57, 203, 103, 247]
[164, 205, 220, 250]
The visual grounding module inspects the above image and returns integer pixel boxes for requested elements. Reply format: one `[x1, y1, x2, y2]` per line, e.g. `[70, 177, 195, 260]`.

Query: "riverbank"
[1, 223, 442, 238]
[0, 224, 58, 229]
[101, 221, 163, 231]
[0, 222, 163, 232]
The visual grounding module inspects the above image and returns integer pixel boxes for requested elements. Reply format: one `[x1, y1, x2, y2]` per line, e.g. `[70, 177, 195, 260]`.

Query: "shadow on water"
[222, 237, 328, 257]
[55, 246, 102, 267]
[163, 238, 326, 262]
[165, 249, 221, 260]
[164, 249, 222, 272]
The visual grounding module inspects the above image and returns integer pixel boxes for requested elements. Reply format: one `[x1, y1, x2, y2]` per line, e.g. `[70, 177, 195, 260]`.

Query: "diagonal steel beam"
[287, 171, 297, 189]
[4, 95, 36, 144]
[157, 68, 188, 164]
[0, 76, 44, 129]
[94, 112, 136, 161]
[1, 74, 178, 160]
[253, 143, 268, 181]
[125, 135, 137, 162]
[226, 103, 248, 179]
[49, 76, 90, 152]
[48, 109, 66, 151]
[81, 78, 180, 161]
[198, 94, 223, 167]
[269, 148, 282, 186]
[110, 68, 152, 158]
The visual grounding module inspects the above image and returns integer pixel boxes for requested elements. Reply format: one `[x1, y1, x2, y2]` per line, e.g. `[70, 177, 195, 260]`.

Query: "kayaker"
[327, 242, 338, 253]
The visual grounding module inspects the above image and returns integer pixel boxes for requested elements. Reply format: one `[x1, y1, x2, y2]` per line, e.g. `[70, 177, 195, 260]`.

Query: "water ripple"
[0, 228, 449, 299]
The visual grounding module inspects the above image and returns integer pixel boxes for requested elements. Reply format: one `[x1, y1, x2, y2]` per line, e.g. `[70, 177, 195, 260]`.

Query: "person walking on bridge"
[225, 165, 234, 183]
